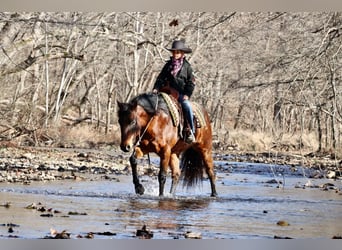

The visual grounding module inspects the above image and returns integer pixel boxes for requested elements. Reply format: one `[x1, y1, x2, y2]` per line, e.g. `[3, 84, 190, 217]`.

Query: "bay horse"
[117, 92, 217, 197]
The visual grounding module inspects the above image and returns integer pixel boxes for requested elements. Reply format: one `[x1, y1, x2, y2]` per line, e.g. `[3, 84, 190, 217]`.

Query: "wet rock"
[274, 235, 293, 239]
[25, 203, 37, 209]
[77, 152, 88, 158]
[46, 228, 72, 239]
[37, 206, 46, 212]
[101, 175, 120, 181]
[277, 220, 290, 226]
[94, 231, 117, 236]
[7, 235, 20, 238]
[320, 183, 336, 191]
[136, 225, 153, 239]
[332, 235, 342, 239]
[184, 231, 202, 239]
[0, 202, 11, 208]
[326, 171, 336, 179]
[68, 211, 87, 215]
[114, 208, 126, 212]
[58, 166, 65, 172]
[310, 170, 324, 179]
[79, 165, 88, 171]
[265, 179, 279, 184]
[5, 223, 20, 228]
[168, 232, 183, 239]
[91, 167, 107, 174]
[37, 164, 48, 171]
[85, 232, 94, 239]
[295, 183, 304, 189]
[8, 227, 14, 233]
[73, 175, 86, 181]
[304, 180, 319, 188]
[40, 213, 53, 217]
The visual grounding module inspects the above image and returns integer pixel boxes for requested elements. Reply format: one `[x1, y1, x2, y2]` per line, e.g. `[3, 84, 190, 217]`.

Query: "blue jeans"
[178, 95, 195, 134]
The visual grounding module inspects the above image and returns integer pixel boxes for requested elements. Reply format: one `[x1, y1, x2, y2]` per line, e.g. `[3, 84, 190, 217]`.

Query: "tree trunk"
[316, 107, 322, 152]
[44, 20, 50, 127]
[105, 76, 115, 134]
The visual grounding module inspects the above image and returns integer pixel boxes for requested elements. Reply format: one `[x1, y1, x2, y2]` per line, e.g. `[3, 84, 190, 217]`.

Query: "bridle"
[131, 93, 159, 153]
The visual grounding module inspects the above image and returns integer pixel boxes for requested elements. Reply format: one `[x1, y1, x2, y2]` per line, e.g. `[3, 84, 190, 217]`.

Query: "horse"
[117, 92, 217, 197]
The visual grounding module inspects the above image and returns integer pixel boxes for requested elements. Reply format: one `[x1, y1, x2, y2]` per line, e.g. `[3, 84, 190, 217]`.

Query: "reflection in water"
[111, 196, 212, 236]
[157, 197, 210, 211]
[126, 197, 211, 211]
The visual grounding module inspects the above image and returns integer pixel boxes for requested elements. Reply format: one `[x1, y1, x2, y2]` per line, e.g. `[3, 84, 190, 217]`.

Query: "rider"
[152, 39, 196, 143]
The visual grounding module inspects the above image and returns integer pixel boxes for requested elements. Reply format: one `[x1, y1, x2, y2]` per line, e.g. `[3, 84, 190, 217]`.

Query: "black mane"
[131, 93, 169, 115]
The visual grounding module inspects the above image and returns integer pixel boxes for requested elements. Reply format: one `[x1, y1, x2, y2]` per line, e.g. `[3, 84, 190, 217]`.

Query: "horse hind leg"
[201, 150, 218, 197]
[169, 153, 180, 195]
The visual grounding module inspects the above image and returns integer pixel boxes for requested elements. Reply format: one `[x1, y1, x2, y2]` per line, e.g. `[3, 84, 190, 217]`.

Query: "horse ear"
[117, 101, 124, 110]
[117, 101, 128, 111]
[130, 99, 138, 109]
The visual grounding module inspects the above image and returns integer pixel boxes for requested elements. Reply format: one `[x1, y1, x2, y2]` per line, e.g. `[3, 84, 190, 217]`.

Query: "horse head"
[117, 100, 140, 152]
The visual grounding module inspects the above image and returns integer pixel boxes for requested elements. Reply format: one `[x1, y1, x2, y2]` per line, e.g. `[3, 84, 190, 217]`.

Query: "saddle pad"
[160, 92, 180, 127]
[191, 102, 207, 128]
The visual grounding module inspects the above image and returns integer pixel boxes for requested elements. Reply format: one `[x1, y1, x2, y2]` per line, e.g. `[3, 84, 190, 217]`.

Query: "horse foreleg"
[169, 153, 180, 195]
[129, 151, 145, 195]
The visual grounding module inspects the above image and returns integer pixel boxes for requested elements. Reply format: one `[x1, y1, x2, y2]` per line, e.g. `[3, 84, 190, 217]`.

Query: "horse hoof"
[135, 185, 145, 195]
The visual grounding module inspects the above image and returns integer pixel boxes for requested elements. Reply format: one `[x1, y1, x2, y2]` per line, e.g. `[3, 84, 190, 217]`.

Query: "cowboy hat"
[166, 40, 192, 53]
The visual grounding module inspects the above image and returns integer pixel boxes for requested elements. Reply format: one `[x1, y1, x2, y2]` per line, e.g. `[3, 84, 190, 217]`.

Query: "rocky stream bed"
[0, 146, 341, 239]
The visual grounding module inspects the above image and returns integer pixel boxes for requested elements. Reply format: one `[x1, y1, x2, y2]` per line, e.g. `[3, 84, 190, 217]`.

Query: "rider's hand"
[152, 89, 158, 94]
[183, 95, 189, 100]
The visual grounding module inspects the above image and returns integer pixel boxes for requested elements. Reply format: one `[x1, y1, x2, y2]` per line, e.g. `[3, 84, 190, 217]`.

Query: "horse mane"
[131, 93, 169, 115]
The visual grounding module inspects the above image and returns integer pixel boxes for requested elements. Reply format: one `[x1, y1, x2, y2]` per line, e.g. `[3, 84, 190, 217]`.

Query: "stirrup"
[185, 131, 196, 143]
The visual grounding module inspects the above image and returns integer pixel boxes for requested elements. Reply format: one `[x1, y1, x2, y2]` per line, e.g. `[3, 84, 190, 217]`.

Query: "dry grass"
[224, 129, 321, 154]
[227, 129, 273, 152]
[6, 122, 341, 159]
[54, 126, 339, 158]
[32, 125, 121, 149]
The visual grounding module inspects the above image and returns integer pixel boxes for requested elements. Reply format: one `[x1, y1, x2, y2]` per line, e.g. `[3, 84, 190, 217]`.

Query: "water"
[0, 161, 341, 239]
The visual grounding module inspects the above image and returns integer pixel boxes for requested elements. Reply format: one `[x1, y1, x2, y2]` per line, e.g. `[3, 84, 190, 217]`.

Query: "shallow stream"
[0, 159, 341, 239]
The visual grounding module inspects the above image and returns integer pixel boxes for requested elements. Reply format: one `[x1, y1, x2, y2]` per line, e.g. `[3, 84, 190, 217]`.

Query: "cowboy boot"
[184, 128, 195, 143]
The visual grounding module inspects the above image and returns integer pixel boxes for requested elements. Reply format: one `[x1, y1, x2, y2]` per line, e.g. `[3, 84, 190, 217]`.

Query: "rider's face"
[172, 50, 184, 59]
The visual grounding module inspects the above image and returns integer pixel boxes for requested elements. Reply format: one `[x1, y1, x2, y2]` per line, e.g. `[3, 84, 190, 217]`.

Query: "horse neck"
[136, 105, 153, 128]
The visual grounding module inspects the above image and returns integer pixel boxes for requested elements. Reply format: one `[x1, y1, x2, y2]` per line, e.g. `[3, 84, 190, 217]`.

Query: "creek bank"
[0, 146, 340, 185]
[214, 150, 341, 180]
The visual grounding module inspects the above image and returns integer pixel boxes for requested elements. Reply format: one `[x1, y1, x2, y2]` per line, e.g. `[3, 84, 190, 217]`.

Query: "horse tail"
[180, 147, 205, 188]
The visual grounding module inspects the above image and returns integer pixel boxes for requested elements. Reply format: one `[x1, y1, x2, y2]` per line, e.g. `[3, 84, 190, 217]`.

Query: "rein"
[131, 93, 159, 152]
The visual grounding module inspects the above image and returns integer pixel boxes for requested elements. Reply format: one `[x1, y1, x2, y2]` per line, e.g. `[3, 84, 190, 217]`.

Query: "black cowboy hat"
[166, 40, 192, 53]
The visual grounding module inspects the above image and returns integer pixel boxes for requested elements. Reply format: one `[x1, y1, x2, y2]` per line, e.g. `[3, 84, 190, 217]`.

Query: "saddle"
[159, 87, 206, 140]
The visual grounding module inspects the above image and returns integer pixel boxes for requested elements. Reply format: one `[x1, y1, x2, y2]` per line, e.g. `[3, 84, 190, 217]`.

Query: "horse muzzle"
[120, 133, 139, 153]
[120, 143, 133, 152]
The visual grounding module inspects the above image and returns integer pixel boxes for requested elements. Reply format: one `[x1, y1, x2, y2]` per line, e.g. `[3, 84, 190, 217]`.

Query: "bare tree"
[0, 12, 340, 153]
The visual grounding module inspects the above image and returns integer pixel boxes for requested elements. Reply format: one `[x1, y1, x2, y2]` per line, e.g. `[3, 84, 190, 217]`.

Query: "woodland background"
[0, 12, 341, 156]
